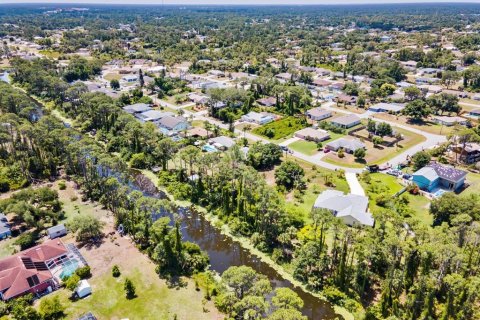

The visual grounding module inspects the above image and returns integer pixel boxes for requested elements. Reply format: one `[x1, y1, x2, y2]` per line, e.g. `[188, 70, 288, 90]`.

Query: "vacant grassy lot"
[103, 73, 121, 81]
[289, 140, 319, 155]
[372, 113, 455, 135]
[252, 116, 305, 140]
[39, 50, 61, 59]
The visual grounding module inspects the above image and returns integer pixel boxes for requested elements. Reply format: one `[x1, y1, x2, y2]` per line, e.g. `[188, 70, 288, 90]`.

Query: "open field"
[39, 50, 62, 59]
[462, 171, 480, 196]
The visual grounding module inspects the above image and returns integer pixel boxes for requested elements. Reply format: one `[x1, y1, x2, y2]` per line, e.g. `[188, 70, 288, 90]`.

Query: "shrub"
[338, 149, 345, 158]
[58, 181, 66, 190]
[14, 232, 38, 250]
[75, 266, 91, 279]
[0, 179, 10, 193]
[353, 148, 366, 160]
[64, 274, 80, 291]
[39, 296, 65, 320]
[124, 278, 136, 299]
[112, 265, 121, 277]
[129, 153, 148, 169]
[375, 194, 391, 207]
[412, 151, 431, 171]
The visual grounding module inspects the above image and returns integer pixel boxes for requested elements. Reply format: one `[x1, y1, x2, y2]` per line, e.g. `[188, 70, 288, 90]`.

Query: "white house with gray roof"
[369, 102, 406, 114]
[136, 110, 175, 123]
[314, 190, 374, 227]
[330, 114, 361, 129]
[157, 116, 189, 134]
[306, 107, 332, 121]
[325, 138, 365, 153]
[208, 136, 236, 150]
[123, 103, 152, 114]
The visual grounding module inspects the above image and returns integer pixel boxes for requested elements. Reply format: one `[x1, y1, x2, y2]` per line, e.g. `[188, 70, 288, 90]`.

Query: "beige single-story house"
[294, 128, 330, 142]
[306, 107, 333, 121]
[330, 114, 361, 129]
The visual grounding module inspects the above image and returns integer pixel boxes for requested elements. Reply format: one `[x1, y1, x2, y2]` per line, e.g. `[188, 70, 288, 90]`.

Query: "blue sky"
[7, 0, 480, 4]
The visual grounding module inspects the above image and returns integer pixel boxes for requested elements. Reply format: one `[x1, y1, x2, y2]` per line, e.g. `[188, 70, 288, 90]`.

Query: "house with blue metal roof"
[412, 162, 467, 193]
[0, 214, 11, 240]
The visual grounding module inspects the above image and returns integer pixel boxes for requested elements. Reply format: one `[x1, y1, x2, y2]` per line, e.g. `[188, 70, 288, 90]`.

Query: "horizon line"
[4, 1, 480, 6]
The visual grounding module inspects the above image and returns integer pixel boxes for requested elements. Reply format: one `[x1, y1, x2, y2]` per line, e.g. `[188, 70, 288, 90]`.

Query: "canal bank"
[139, 169, 356, 320]
[25, 88, 355, 320]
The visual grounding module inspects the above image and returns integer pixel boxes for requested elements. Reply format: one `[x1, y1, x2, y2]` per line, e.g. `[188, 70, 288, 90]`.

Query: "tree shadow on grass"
[160, 273, 188, 289]
[354, 159, 367, 165]
[126, 293, 137, 300]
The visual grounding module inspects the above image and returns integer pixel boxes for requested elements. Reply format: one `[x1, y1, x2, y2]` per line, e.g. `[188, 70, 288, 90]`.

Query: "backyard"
[282, 157, 350, 223]
[360, 173, 432, 226]
[34, 181, 222, 320]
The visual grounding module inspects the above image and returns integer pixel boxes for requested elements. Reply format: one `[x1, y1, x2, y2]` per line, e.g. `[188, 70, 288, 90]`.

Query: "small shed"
[76, 280, 92, 298]
[47, 224, 67, 239]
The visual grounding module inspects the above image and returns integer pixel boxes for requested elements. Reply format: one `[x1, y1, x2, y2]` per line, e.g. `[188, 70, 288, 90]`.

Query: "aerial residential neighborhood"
[0, 1, 479, 320]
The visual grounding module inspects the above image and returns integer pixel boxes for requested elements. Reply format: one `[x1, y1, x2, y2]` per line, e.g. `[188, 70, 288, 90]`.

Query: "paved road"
[189, 101, 448, 195]
[459, 101, 480, 109]
[321, 102, 447, 168]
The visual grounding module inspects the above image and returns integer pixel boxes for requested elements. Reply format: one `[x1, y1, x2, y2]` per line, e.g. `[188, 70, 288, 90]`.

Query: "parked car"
[387, 169, 402, 176]
[323, 148, 330, 153]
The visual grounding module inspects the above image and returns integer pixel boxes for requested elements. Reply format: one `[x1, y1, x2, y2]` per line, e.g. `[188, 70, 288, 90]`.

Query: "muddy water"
[131, 171, 338, 320]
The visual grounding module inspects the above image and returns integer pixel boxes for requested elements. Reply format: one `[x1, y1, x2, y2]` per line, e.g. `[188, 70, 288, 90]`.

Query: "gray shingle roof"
[158, 116, 187, 130]
[326, 138, 365, 151]
[314, 190, 374, 226]
[123, 103, 151, 114]
[331, 114, 360, 126]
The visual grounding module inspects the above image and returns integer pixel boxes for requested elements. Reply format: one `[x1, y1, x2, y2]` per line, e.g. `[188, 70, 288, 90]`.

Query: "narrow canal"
[131, 171, 339, 320]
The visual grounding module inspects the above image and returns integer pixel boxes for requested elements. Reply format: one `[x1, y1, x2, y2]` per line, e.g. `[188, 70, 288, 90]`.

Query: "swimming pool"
[432, 189, 448, 198]
[59, 259, 80, 279]
[202, 145, 218, 152]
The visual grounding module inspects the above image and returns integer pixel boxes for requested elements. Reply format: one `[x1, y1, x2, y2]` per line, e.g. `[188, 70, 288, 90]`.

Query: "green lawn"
[39, 50, 61, 59]
[252, 117, 305, 140]
[42, 268, 216, 320]
[284, 158, 350, 222]
[289, 140, 319, 156]
[360, 173, 432, 226]
[463, 171, 480, 196]
[320, 131, 346, 145]
[0, 237, 16, 259]
[103, 73, 121, 81]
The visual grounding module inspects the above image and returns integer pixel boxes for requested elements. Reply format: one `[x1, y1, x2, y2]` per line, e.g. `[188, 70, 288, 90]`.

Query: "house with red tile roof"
[0, 240, 69, 301]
